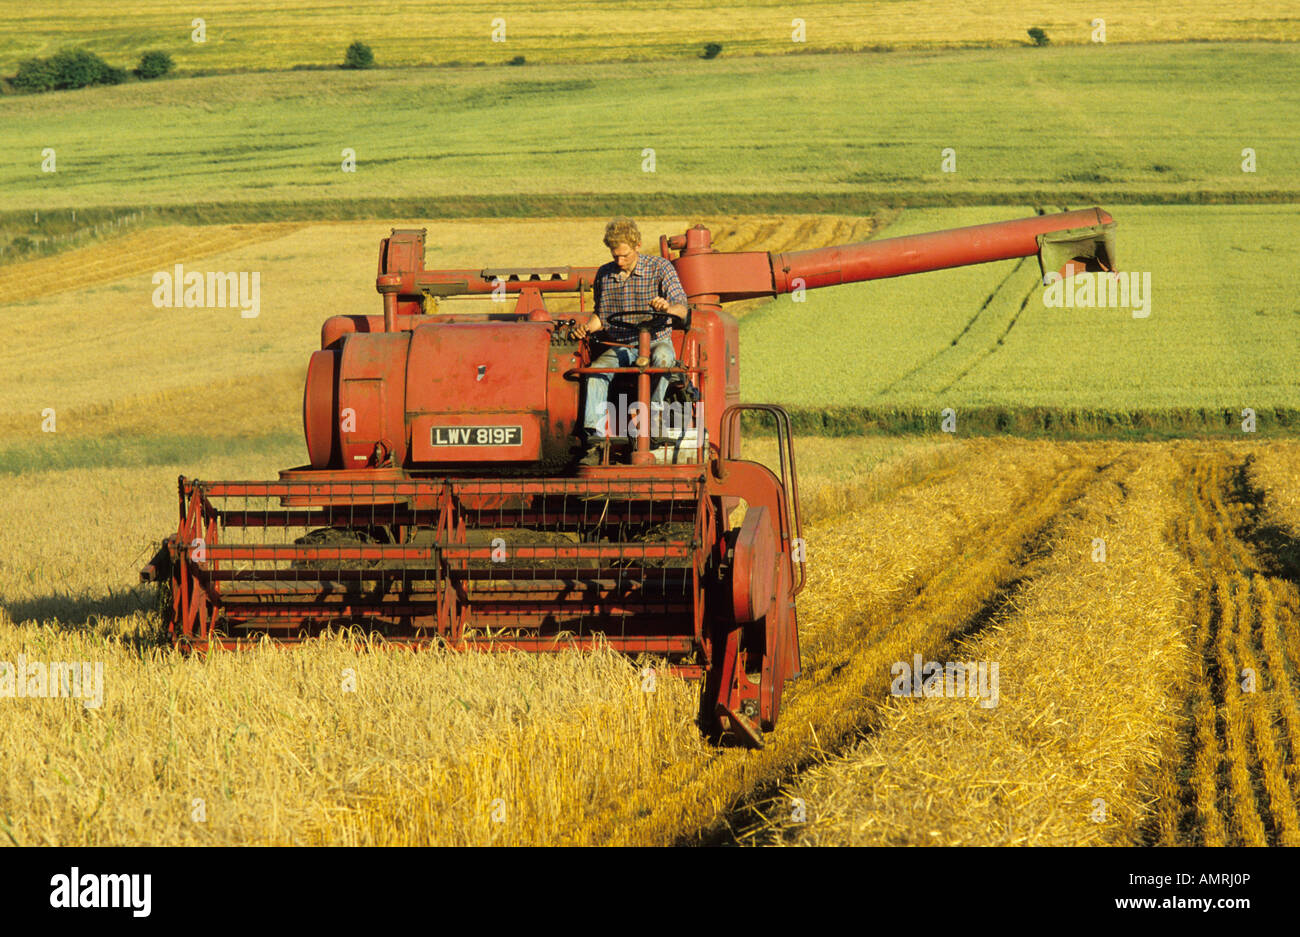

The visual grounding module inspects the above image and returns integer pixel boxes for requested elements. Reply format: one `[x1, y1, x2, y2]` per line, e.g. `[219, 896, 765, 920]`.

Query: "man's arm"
[572, 275, 604, 339]
[651, 259, 689, 319]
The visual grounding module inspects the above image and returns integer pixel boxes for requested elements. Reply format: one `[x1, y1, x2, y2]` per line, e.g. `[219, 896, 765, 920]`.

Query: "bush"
[50, 48, 124, 88]
[136, 50, 174, 80]
[508, 55, 526, 66]
[9, 236, 35, 254]
[11, 57, 57, 92]
[10, 48, 126, 92]
[1027, 27, 1050, 46]
[343, 41, 374, 69]
[701, 42, 723, 59]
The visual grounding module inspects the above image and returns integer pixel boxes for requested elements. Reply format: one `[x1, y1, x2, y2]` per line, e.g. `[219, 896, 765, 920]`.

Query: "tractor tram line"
[1152, 449, 1300, 846]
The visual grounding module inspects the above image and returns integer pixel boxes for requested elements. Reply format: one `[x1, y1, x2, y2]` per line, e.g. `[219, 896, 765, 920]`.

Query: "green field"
[741, 204, 1300, 433]
[2, 43, 1298, 218]
[1, 38, 1296, 438]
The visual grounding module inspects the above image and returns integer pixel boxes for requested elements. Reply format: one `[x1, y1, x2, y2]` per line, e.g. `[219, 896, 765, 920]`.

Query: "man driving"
[572, 217, 688, 465]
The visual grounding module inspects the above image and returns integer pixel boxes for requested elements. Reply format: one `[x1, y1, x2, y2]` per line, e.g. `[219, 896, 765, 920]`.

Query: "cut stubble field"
[757, 443, 1300, 847]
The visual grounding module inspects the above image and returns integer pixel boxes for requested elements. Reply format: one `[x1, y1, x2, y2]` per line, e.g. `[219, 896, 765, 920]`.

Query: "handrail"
[718, 404, 805, 599]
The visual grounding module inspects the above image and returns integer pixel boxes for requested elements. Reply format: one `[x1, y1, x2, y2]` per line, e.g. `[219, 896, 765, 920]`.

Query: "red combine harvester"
[142, 208, 1114, 746]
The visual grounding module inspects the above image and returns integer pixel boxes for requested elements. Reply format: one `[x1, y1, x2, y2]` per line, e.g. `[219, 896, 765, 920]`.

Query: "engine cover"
[304, 319, 580, 469]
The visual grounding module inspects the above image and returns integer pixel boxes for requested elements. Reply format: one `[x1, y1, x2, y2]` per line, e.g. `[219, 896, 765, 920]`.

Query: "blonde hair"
[603, 217, 641, 250]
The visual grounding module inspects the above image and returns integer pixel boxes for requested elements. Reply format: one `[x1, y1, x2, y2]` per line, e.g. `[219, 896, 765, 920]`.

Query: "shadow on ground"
[1233, 456, 1300, 582]
[1, 587, 166, 650]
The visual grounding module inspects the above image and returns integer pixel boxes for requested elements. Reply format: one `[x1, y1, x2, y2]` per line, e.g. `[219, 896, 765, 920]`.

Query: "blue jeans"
[582, 341, 676, 437]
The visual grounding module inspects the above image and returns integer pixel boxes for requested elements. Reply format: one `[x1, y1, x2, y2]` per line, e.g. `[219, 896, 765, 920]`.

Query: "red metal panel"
[381, 229, 425, 277]
[732, 505, 775, 622]
[681, 305, 737, 456]
[321, 314, 423, 349]
[404, 321, 571, 464]
[336, 331, 409, 469]
[673, 251, 777, 301]
[378, 229, 428, 317]
[303, 349, 338, 468]
[406, 321, 550, 411]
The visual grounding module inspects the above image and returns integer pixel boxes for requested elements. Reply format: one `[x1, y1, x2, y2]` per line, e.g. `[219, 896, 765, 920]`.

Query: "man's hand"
[650, 297, 688, 319]
[569, 313, 601, 340]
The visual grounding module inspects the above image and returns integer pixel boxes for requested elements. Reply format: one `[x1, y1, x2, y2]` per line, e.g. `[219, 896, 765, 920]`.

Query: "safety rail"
[718, 404, 805, 599]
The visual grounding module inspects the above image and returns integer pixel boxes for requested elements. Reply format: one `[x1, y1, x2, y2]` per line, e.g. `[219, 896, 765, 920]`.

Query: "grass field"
[742, 204, 1300, 427]
[3, 1, 1296, 76]
[3, 43, 1298, 217]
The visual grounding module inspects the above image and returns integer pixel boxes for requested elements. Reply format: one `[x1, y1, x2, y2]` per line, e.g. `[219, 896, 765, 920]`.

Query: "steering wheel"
[603, 311, 675, 334]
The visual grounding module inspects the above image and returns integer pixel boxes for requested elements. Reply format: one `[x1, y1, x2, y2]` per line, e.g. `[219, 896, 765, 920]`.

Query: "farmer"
[571, 217, 688, 465]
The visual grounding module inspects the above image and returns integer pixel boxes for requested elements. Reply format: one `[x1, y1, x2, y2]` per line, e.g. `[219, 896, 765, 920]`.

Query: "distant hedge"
[11, 48, 126, 92]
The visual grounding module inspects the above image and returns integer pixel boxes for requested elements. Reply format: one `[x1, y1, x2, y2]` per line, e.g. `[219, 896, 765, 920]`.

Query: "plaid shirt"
[593, 253, 688, 344]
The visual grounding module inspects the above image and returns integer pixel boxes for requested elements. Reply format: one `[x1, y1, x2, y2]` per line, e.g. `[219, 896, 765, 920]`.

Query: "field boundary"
[4, 189, 1300, 232]
[7, 37, 1299, 83]
[744, 406, 1300, 439]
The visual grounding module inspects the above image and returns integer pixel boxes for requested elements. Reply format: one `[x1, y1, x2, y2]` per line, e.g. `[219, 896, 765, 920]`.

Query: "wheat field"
[3, 1, 1295, 75]
[0, 434, 950, 845]
[7, 437, 1297, 845]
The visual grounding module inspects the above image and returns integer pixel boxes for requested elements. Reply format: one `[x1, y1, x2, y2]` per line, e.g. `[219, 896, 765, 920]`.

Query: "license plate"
[431, 425, 523, 447]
